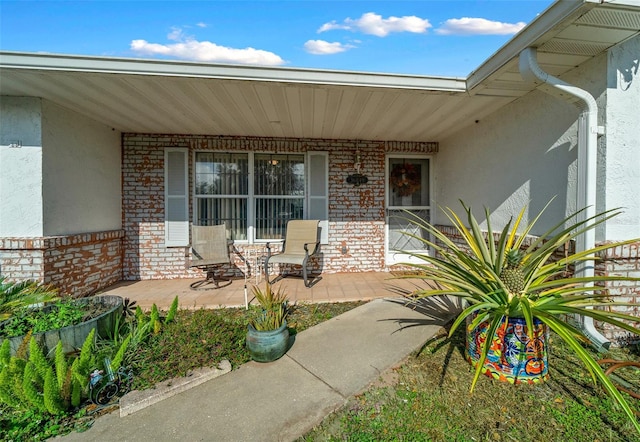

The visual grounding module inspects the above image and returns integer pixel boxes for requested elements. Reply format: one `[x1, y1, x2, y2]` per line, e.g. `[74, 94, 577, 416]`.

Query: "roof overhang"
[1, 0, 638, 142]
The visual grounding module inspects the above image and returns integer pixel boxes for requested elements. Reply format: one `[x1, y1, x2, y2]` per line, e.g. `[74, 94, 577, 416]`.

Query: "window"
[254, 153, 305, 240]
[192, 152, 325, 243]
[194, 152, 249, 239]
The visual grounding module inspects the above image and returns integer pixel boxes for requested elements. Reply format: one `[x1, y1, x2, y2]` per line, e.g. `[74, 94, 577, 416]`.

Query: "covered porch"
[97, 271, 423, 311]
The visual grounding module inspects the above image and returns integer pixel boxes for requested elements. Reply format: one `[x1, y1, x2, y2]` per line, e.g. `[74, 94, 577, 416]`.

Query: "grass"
[130, 301, 365, 390]
[4, 299, 640, 441]
[300, 324, 640, 442]
[0, 300, 365, 440]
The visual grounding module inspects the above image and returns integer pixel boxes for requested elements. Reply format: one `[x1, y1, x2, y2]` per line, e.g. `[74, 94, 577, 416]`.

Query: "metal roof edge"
[466, 0, 595, 92]
[0, 51, 466, 92]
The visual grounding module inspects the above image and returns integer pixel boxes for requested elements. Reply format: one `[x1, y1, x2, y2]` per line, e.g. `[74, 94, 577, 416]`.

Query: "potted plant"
[0, 294, 123, 355]
[397, 200, 640, 433]
[246, 282, 290, 362]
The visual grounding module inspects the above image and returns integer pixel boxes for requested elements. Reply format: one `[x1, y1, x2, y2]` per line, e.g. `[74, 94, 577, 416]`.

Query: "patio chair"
[265, 219, 320, 287]
[189, 224, 233, 290]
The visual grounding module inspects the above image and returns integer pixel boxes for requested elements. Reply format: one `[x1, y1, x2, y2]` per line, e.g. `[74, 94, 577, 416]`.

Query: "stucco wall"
[604, 34, 640, 240]
[41, 100, 122, 236]
[437, 52, 607, 237]
[0, 97, 44, 237]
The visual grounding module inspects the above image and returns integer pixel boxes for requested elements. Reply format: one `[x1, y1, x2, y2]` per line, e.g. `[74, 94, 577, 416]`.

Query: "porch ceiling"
[1, 1, 638, 143]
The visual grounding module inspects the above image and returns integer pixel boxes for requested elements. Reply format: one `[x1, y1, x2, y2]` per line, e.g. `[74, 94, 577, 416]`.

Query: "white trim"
[384, 154, 434, 265]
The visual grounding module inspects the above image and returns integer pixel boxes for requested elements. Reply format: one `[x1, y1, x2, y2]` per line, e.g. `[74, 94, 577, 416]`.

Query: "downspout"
[519, 47, 610, 352]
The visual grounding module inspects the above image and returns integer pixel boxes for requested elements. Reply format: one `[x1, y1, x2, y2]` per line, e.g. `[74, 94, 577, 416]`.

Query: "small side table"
[241, 245, 267, 308]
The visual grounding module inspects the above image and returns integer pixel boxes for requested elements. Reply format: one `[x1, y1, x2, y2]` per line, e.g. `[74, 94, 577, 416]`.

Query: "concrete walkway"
[54, 296, 456, 442]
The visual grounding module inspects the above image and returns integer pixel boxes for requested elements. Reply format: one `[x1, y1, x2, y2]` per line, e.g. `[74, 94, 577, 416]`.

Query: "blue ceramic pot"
[246, 320, 289, 362]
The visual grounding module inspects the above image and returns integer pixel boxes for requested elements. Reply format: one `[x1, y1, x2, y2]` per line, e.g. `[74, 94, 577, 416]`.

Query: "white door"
[385, 155, 432, 265]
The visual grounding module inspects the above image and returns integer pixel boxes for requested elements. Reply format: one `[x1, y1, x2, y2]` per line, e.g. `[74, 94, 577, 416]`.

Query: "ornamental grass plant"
[249, 282, 289, 331]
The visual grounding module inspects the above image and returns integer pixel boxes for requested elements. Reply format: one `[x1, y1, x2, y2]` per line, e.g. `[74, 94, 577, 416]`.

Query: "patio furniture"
[265, 219, 320, 287]
[190, 225, 233, 290]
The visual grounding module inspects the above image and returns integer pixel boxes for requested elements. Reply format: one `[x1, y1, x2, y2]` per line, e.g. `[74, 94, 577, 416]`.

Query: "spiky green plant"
[165, 296, 179, 324]
[396, 200, 640, 433]
[249, 283, 288, 331]
[0, 276, 59, 321]
[150, 304, 161, 335]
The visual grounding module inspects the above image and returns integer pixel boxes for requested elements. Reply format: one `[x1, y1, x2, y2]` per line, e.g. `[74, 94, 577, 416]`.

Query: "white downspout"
[519, 47, 610, 352]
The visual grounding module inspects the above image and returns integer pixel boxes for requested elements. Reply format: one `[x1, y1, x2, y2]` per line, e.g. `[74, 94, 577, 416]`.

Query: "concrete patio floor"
[97, 271, 423, 311]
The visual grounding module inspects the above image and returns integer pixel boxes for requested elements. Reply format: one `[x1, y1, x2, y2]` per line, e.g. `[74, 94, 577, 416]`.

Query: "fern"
[0, 358, 22, 408]
[135, 305, 146, 325]
[150, 304, 160, 334]
[22, 361, 46, 412]
[28, 338, 49, 379]
[0, 339, 11, 370]
[43, 367, 63, 414]
[54, 341, 67, 389]
[9, 358, 28, 406]
[60, 367, 73, 410]
[73, 329, 95, 385]
[165, 296, 179, 323]
[110, 334, 131, 372]
[70, 360, 82, 408]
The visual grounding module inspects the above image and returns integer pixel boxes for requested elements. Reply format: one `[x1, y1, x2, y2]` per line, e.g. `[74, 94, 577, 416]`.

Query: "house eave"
[0, 51, 466, 92]
[468, 0, 640, 97]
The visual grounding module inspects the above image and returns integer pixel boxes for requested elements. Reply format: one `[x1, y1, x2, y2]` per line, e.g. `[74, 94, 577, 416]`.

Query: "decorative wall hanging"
[390, 163, 421, 196]
[346, 173, 368, 186]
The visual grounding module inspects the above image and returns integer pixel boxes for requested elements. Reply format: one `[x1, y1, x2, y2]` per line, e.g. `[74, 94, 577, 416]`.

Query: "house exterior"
[1, 0, 639, 342]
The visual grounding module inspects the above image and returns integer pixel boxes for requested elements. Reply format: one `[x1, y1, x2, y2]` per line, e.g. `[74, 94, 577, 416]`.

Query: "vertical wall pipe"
[519, 47, 610, 351]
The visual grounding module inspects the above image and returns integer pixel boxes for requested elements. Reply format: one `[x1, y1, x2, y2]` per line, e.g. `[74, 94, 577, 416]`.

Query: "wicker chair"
[190, 225, 233, 290]
[265, 220, 320, 287]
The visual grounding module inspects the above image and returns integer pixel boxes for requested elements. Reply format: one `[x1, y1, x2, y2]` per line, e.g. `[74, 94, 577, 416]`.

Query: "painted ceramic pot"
[466, 314, 549, 384]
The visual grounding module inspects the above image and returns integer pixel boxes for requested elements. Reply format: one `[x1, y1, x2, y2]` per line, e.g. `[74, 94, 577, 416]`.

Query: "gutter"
[519, 47, 610, 352]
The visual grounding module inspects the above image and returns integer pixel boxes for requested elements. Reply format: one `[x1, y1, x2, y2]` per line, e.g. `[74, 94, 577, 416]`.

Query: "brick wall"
[596, 241, 640, 344]
[121, 134, 438, 280]
[0, 230, 123, 297]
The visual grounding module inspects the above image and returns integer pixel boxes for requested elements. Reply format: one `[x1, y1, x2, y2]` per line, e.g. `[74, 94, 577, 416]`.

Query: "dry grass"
[301, 325, 640, 442]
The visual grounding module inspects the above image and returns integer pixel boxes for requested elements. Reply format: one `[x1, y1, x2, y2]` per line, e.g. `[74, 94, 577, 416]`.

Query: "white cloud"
[130, 28, 285, 65]
[167, 27, 185, 41]
[196, 22, 208, 28]
[318, 21, 350, 33]
[304, 40, 354, 55]
[319, 12, 431, 37]
[435, 18, 526, 36]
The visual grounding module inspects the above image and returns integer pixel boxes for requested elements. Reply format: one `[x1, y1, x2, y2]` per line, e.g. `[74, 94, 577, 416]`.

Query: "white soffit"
[0, 53, 470, 142]
[468, 0, 640, 99]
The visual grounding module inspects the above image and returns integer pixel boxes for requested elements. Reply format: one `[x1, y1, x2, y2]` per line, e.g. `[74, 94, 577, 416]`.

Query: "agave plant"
[397, 200, 640, 433]
[249, 282, 288, 331]
[0, 276, 59, 321]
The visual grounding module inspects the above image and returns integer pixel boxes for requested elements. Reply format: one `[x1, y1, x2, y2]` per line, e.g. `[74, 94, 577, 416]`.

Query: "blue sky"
[0, 1, 555, 76]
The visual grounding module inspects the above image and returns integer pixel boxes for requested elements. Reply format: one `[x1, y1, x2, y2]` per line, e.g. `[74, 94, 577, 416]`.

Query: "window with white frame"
[194, 152, 249, 239]
[191, 152, 325, 243]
